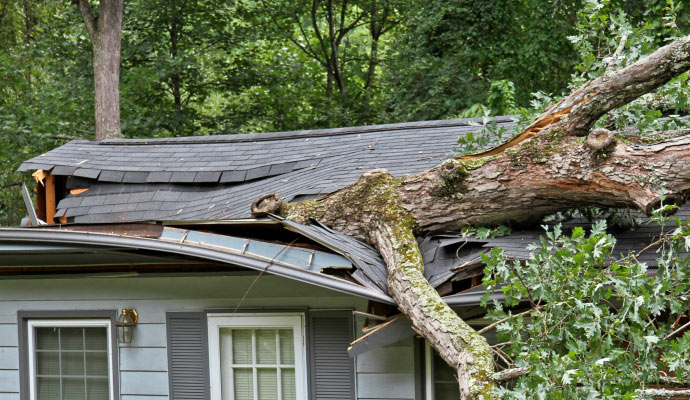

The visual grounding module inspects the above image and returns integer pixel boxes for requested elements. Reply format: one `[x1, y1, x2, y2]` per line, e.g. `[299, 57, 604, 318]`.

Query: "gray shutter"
[166, 312, 210, 400]
[308, 311, 355, 400]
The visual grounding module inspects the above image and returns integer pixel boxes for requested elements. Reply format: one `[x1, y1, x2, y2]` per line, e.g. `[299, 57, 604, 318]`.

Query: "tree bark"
[77, 0, 123, 140]
[254, 35, 690, 398]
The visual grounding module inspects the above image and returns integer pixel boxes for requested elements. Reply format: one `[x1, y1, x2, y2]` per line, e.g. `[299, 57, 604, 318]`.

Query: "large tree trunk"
[77, 0, 123, 140]
[252, 36, 690, 398]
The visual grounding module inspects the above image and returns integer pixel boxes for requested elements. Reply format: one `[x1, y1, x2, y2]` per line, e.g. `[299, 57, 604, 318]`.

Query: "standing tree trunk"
[253, 35, 690, 398]
[76, 0, 123, 140]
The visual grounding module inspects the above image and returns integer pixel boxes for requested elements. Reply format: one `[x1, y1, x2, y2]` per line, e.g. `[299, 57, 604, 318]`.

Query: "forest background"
[0, 0, 689, 226]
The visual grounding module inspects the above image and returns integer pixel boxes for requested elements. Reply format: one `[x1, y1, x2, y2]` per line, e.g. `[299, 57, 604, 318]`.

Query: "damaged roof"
[15, 117, 688, 305]
[20, 117, 517, 223]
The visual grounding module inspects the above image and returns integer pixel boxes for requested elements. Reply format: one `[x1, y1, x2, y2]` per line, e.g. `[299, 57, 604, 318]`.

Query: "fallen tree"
[253, 35, 690, 398]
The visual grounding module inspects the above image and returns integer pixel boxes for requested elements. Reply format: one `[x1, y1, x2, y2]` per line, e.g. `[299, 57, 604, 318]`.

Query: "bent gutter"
[0, 229, 394, 305]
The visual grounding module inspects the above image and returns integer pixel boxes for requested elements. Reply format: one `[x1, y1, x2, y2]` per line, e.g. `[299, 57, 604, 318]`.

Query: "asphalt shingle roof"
[21, 117, 518, 223]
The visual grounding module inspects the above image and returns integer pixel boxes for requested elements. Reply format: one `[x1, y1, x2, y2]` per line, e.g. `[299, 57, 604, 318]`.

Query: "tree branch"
[76, 0, 97, 43]
[492, 367, 529, 382]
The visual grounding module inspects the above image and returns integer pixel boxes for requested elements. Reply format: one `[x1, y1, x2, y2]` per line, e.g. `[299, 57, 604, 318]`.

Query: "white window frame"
[425, 341, 434, 400]
[26, 319, 115, 400]
[207, 313, 307, 400]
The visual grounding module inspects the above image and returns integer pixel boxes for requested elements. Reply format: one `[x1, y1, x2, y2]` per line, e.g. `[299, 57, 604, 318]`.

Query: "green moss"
[510, 127, 570, 165]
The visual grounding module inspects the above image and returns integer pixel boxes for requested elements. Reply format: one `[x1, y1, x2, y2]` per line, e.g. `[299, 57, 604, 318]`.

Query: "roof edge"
[0, 228, 395, 304]
[94, 116, 518, 146]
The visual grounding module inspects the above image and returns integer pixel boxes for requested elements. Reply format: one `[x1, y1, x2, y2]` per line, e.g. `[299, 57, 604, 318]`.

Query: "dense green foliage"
[482, 208, 690, 398]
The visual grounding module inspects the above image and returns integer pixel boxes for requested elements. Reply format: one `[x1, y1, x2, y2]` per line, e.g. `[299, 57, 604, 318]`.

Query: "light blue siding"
[0, 348, 18, 370]
[128, 323, 167, 347]
[121, 371, 169, 396]
[0, 370, 19, 393]
[0, 325, 17, 347]
[120, 347, 168, 372]
[357, 374, 415, 399]
[356, 338, 416, 400]
[0, 393, 19, 400]
[121, 396, 168, 400]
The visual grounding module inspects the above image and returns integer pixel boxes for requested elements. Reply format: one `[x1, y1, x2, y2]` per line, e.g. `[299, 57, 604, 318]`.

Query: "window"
[425, 342, 459, 399]
[27, 319, 114, 400]
[208, 314, 307, 400]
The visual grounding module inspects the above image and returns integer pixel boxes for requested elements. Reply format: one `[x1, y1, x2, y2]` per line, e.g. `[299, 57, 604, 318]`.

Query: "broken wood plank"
[45, 173, 55, 224]
[347, 315, 415, 357]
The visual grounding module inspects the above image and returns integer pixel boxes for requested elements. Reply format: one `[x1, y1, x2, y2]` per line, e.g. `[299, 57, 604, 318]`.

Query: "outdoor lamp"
[116, 308, 138, 344]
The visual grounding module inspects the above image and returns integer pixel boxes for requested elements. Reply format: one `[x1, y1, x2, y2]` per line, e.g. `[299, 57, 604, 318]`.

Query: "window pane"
[36, 351, 59, 375]
[278, 330, 294, 365]
[257, 368, 278, 400]
[84, 328, 107, 350]
[233, 368, 254, 400]
[61, 351, 85, 376]
[256, 329, 277, 364]
[86, 352, 108, 376]
[281, 368, 296, 400]
[60, 328, 84, 350]
[37, 377, 60, 400]
[36, 328, 59, 350]
[63, 377, 86, 400]
[87, 378, 109, 400]
[433, 351, 459, 399]
[232, 330, 253, 364]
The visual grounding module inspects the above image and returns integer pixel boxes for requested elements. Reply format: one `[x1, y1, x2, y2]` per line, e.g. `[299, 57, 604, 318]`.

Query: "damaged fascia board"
[0, 228, 394, 304]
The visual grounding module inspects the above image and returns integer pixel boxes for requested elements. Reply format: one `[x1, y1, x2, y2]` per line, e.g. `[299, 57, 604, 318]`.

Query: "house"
[0, 118, 677, 400]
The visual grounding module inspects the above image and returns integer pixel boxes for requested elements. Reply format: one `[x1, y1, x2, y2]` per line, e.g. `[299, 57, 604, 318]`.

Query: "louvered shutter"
[308, 311, 355, 400]
[166, 312, 210, 400]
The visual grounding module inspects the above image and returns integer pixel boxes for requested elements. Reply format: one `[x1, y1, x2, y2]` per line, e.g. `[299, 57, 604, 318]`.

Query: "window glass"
[220, 327, 297, 400]
[431, 349, 460, 400]
[33, 326, 109, 400]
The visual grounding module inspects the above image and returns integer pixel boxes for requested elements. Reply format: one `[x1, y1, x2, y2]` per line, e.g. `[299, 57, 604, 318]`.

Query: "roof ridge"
[96, 116, 517, 146]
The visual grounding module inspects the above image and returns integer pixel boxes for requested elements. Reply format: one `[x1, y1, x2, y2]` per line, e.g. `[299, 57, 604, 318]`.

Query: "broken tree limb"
[492, 367, 529, 382]
[260, 35, 690, 399]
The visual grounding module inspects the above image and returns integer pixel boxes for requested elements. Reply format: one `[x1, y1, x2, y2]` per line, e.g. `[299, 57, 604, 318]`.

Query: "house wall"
[356, 338, 417, 400]
[0, 273, 419, 400]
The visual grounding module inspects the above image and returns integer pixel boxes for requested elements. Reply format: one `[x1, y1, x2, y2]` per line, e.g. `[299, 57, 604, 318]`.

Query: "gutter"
[0, 228, 395, 305]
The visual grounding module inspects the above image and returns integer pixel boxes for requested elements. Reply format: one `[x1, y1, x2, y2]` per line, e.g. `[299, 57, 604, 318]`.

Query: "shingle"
[17, 162, 54, 172]
[245, 165, 272, 181]
[98, 170, 125, 183]
[170, 171, 197, 183]
[52, 166, 77, 176]
[146, 171, 173, 183]
[136, 201, 163, 211]
[194, 171, 221, 183]
[110, 203, 139, 213]
[57, 196, 83, 208]
[128, 191, 156, 203]
[65, 206, 91, 217]
[73, 168, 101, 179]
[268, 162, 297, 176]
[220, 170, 247, 183]
[80, 196, 107, 207]
[152, 191, 182, 202]
[122, 171, 150, 183]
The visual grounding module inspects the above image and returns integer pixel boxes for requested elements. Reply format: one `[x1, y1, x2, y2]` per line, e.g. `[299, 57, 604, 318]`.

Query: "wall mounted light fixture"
[116, 308, 138, 344]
